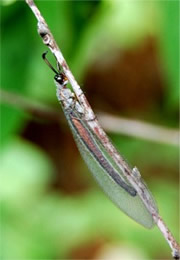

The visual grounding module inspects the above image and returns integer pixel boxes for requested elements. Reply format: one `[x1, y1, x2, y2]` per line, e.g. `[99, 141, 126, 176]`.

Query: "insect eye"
[54, 74, 63, 84]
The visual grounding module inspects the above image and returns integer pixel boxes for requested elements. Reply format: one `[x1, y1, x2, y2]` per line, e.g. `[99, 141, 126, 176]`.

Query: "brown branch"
[1, 88, 179, 146]
[0, 88, 61, 121]
[98, 112, 179, 146]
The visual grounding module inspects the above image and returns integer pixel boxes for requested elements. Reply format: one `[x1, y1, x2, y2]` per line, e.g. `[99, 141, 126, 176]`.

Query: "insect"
[42, 52, 158, 229]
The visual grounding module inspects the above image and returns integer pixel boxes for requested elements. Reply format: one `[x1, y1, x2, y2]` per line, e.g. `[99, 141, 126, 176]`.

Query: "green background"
[1, 0, 179, 259]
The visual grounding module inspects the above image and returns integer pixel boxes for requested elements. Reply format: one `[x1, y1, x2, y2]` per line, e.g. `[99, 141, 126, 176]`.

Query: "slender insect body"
[42, 52, 158, 228]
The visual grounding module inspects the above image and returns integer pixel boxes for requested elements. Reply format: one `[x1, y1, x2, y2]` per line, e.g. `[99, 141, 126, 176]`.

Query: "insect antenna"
[42, 51, 59, 75]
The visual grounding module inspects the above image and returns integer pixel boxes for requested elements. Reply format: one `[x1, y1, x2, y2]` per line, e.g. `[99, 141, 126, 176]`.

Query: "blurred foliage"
[0, 1, 179, 260]
[157, 1, 179, 111]
[1, 138, 179, 259]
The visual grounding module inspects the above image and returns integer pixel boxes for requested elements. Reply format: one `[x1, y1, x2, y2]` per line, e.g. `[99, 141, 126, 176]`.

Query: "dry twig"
[25, 1, 180, 258]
